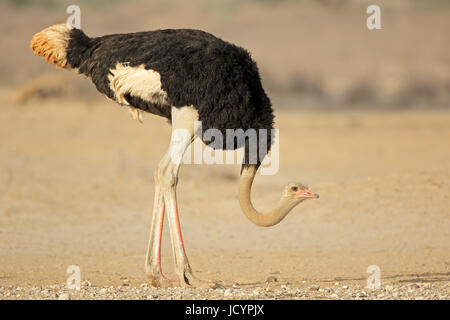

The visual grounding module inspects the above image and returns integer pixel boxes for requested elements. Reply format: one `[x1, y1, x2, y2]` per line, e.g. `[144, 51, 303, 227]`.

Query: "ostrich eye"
[291, 186, 298, 192]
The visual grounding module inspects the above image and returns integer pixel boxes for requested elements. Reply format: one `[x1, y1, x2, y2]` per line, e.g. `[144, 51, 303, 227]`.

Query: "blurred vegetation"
[411, 0, 450, 9]
[5, 0, 450, 10]
[6, 0, 126, 10]
[3, 0, 449, 109]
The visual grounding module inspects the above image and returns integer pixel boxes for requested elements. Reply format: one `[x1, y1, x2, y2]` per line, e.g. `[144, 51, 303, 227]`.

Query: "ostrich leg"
[144, 168, 169, 286]
[155, 106, 216, 288]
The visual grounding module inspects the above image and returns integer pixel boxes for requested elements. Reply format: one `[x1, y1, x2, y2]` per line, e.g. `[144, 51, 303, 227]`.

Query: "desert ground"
[0, 99, 449, 299]
[0, 0, 449, 300]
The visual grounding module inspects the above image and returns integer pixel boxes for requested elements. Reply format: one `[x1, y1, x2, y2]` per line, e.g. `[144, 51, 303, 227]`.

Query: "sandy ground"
[0, 99, 449, 299]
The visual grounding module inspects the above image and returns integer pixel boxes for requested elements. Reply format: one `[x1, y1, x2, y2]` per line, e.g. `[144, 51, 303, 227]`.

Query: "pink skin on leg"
[173, 204, 187, 255]
[145, 182, 174, 284]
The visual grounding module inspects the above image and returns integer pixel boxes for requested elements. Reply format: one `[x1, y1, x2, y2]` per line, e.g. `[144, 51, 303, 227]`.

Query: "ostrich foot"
[178, 265, 220, 289]
[147, 274, 174, 288]
[145, 267, 174, 288]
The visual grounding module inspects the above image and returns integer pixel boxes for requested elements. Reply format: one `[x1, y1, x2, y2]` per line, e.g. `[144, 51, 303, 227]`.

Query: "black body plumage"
[66, 28, 275, 165]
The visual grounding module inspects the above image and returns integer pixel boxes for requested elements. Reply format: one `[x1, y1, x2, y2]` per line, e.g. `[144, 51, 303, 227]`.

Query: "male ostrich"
[30, 24, 319, 287]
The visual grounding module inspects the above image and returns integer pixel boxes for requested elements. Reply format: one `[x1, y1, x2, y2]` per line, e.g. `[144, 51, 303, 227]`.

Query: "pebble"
[82, 280, 91, 287]
[0, 282, 447, 300]
[224, 289, 233, 297]
[215, 283, 225, 289]
[266, 276, 277, 283]
[58, 293, 71, 300]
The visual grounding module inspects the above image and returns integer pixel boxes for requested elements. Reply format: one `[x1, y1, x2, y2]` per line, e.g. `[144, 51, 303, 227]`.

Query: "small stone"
[82, 280, 91, 287]
[252, 290, 260, 296]
[342, 285, 349, 289]
[266, 276, 277, 283]
[410, 284, 420, 289]
[99, 288, 107, 294]
[309, 285, 320, 291]
[224, 289, 233, 297]
[58, 293, 71, 300]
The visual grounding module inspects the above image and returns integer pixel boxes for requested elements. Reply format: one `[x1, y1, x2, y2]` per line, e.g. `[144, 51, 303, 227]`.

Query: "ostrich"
[30, 24, 319, 287]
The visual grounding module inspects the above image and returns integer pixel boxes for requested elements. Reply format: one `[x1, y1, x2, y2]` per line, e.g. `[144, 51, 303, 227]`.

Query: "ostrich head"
[273, 182, 319, 217]
[283, 183, 319, 202]
[239, 166, 319, 227]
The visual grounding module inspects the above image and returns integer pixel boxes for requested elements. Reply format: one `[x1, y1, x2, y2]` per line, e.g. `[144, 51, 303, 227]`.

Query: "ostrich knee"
[157, 161, 178, 191]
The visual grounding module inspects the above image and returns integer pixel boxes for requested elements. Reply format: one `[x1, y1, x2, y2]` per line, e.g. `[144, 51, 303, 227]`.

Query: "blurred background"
[2, 0, 450, 109]
[0, 0, 449, 297]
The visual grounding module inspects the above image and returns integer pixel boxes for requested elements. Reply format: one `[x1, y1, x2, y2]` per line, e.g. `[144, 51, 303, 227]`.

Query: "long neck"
[238, 165, 296, 227]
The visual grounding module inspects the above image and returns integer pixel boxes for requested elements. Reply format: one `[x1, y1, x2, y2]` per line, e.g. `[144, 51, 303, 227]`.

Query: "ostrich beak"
[296, 190, 319, 199]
